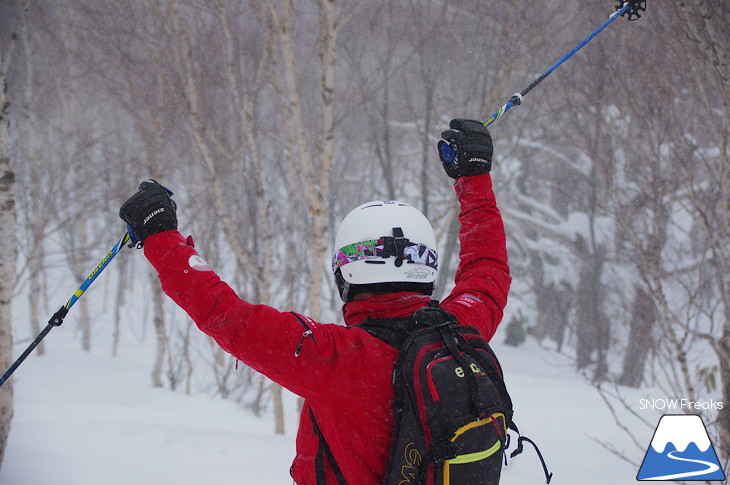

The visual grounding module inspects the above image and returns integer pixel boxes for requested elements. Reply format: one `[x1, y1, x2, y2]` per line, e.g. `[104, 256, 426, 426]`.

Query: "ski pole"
[0, 232, 132, 388]
[483, 0, 646, 128]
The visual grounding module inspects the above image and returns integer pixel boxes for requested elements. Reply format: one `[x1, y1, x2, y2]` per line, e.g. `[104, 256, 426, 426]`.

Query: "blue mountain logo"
[637, 414, 726, 481]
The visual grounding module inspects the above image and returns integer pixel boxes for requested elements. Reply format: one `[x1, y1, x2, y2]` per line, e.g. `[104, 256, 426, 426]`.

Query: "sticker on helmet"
[404, 267, 432, 280]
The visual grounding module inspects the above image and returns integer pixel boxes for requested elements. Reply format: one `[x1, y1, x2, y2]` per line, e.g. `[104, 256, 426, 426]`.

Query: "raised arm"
[436, 119, 511, 341]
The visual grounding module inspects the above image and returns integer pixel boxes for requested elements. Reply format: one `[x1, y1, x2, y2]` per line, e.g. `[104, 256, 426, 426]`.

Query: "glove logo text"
[143, 208, 165, 225]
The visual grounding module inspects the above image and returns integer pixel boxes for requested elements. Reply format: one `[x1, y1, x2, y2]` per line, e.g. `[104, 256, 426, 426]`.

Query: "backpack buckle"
[413, 306, 456, 328]
[431, 439, 457, 463]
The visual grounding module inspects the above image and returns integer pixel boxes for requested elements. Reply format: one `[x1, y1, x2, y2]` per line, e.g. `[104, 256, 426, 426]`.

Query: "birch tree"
[19, 4, 48, 357]
[107, 1, 177, 387]
[670, 0, 730, 455]
[576, 1, 730, 465]
[257, 0, 365, 431]
[48, 5, 99, 352]
[264, 0, 366, 320]
[0, 0, 29, 467]
[164, 0, 291, 431]
[621, 0, 730, 455]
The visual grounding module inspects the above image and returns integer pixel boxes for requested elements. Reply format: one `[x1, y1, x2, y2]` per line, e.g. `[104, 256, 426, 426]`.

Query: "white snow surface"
[651, 415, 711, 453]
[2, 301, 662, 484]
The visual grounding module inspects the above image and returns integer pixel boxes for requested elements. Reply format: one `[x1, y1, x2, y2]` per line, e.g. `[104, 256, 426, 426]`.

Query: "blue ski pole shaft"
[483, 2, 632, 128]
[0, 232, 131, 388]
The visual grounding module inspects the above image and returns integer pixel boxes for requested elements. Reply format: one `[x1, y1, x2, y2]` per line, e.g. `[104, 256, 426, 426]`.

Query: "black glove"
[437, 118, 493, 179]
[119, 179, 177, 247]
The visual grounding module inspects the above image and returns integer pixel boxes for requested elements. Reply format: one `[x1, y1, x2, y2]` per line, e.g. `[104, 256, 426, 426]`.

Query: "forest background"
[0, 0, 728, 477]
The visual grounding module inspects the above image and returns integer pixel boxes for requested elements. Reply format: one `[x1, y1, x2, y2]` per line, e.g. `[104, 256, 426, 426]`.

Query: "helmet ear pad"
[335, 268, 434, 302]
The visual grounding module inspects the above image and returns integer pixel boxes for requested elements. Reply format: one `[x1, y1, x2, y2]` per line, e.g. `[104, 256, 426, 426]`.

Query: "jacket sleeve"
[440, 173, 511, 342]
[141, 230, 358, 400]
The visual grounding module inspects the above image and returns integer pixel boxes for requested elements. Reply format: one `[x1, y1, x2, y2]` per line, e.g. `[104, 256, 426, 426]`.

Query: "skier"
[119, 118, 511, 484]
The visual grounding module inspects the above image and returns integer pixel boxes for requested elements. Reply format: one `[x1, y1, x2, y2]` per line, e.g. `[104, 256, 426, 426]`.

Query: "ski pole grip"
[49, 306, 69, 327]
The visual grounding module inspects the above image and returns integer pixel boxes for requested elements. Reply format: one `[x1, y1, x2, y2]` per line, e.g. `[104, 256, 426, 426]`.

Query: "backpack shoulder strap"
[356, 300, 443, 348]
[356, 316, 413, 348]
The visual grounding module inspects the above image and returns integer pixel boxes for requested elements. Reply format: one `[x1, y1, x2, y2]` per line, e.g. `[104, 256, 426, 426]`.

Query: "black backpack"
[310, 302, 552, 485]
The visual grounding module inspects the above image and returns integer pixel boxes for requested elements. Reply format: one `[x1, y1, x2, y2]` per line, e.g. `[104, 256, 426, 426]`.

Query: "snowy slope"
[0, 320, 653, 485]
[1, 328, 296, 485]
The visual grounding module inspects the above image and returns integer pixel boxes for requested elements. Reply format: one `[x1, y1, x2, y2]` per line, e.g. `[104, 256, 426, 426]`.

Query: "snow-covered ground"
[1, 330, 652, 484]
[1, 325, 297, 485]
[0, 292, 698, 484]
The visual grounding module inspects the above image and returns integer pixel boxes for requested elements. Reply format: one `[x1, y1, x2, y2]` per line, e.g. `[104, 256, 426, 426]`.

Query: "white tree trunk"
[0, 0, 29, 467]
[150, 274, 167, 388]
[0, 151, 16, 472]
[22, 13, 45, 357]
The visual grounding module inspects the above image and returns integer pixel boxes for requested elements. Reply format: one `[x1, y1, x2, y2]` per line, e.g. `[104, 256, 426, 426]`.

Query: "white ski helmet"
[332, 200, 438, 301]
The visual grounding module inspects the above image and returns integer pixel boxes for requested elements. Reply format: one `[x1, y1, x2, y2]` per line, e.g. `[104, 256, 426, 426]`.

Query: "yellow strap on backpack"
[442, 413, 506, 484]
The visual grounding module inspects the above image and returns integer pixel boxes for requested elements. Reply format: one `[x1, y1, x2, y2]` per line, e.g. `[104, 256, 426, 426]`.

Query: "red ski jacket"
[142, 173, 510, 485]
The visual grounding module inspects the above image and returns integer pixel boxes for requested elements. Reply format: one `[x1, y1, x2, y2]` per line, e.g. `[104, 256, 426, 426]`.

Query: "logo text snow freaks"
[639, 398, 724, 411]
